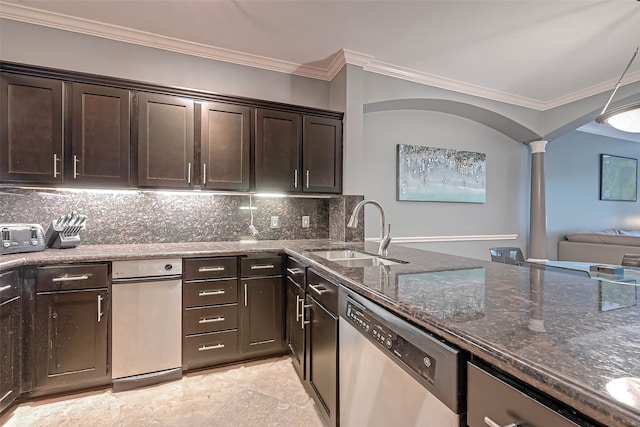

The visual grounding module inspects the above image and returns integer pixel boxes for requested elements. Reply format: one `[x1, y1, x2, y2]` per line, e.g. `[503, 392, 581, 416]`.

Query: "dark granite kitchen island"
[3, 240, 639, 426]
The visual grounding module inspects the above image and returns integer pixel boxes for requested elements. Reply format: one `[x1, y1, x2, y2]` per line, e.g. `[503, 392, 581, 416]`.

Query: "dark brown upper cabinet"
[255, 109, 342, 194]
[200, 102, 251, 190]
[255, 109, 302, 193]
[69, 83, 131, 186]
[303, 116, 343, 194]
[0, 74, 63, 184]
[138, 92, 195, 188]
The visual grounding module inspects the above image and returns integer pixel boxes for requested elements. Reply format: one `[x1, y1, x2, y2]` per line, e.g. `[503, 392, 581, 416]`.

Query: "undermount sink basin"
[312, 249, 406, 267]
[312, 249, 372, 260]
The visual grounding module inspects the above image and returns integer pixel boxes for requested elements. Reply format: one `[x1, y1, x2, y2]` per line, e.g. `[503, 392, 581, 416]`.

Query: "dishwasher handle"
[112, 274, 182, 284]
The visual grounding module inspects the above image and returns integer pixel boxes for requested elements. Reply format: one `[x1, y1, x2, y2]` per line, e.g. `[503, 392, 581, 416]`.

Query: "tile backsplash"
[0, 188, 363, 245]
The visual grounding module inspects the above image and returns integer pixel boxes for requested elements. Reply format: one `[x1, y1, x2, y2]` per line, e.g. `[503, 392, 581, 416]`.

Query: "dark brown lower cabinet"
[240, 276, 285, 355]
[33, 289, 109, 392]
[0, 270, 21, 414]
[468, 361, 596, 427]
[286, 278, 305, 379]
[304, 270, 338, 427]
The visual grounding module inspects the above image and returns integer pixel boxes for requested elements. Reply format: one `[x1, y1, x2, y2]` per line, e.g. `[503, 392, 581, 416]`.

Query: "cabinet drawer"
[183, 279, 237, 307]
[241, 256, 282, 278]
[183, 330, 238, 363]
[286, 257, 306, 289]
[184, 304, 238, 335]
[184, 257, 237, 280]
[467, 362, 580, 427]
[0, 269, 19, 303]
[306, 269, 338, 314]
[36, 263, 108, 292]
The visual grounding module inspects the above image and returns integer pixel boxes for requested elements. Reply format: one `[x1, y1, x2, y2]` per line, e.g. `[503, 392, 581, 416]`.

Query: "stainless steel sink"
[311, 249, 406, 267]
[311, 250, 372, 260]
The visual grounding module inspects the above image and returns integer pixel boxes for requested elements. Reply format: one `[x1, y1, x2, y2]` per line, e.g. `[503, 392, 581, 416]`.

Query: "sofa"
[557, 229, 640, 265]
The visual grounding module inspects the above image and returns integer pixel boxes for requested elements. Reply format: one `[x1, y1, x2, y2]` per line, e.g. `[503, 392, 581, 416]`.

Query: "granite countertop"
[3, 240, 639, 427]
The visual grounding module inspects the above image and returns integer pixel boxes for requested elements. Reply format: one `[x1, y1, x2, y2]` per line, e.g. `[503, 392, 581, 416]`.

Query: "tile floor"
[0, 356, 324, 427]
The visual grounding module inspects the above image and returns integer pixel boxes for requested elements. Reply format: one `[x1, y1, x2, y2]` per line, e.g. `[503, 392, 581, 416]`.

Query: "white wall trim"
[4, 2, 636, 111]
[365, 234, 518, 243]
[0, 2, 331, 81]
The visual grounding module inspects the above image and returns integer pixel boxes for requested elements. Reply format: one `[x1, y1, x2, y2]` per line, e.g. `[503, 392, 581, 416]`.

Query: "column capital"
[528, 140, 549, 153]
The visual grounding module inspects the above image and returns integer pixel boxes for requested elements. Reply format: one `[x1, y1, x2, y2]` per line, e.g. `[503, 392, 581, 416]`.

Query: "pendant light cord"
[601, 45, 639, 115]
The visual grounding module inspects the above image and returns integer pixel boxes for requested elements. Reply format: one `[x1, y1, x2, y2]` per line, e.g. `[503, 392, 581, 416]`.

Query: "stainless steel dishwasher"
[339, 286, 466, 427]
[112, 259, 182, 391]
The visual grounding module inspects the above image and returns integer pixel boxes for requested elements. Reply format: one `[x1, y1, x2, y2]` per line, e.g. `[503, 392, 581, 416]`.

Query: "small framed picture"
[600, 154, 637, 202]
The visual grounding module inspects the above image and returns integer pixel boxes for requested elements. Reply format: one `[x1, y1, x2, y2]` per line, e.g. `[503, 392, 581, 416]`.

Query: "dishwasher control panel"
[346, 302, 437, 384]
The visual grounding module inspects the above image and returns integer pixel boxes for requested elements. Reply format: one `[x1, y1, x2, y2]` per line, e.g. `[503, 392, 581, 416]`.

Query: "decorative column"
[528, 140, 548, 262]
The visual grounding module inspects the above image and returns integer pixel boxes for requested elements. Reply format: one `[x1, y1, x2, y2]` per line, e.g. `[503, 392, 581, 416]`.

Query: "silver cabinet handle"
[301, 303, 312, 329]
[483, 417, 518, 427]
[199, 343, 224, 351]
[305, 170, 310, 188]
[199, 316, 224, 324]
[198, 266, 225, 272]
[244, 283, 248, 306]
[199, 289, 225, 296]
[202, 163, 207, 184]
[73, 154, 80, 179]
[250, 264, 274, 270]
[293, 169, 298, 188]
[97, 294, 103, 322]
[52, 274, 89, 282]
[308, 283, 329, 295]
[286, 267, 303, 275]
[0, 285, 11, 293]
[187, 162, 192, 184]
[295, 295, 302, 321]
[53, 153, 61, 177]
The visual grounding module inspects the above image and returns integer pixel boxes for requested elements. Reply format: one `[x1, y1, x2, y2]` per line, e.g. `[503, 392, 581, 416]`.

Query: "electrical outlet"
[302, 216, 310, 228]
[270, 216, 279, 228]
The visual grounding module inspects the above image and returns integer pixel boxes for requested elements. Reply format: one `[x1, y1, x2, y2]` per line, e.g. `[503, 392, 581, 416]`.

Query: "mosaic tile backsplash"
[0, 188, 364, 245]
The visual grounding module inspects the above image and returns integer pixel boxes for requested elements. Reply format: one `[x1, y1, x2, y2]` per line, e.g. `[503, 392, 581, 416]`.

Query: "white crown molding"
[362, 59, 547, 110]
[2, 2, 637, 111]
[0, 2, 332, 81]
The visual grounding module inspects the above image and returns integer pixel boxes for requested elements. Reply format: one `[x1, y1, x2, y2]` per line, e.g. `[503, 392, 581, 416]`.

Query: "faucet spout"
[347, 199, 391, 257]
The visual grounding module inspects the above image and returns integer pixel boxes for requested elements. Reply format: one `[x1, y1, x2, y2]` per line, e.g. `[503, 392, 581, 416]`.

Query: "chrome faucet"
[347, 199, 391, 257]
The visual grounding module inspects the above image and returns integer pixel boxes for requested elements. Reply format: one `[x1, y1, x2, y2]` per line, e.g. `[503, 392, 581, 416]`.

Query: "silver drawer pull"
[198, 266, 225, 272]
[199, 290, 225, 296]
[250, 264, 275, 270]
[199, 316, 225, 324]
[0, 285, 11, 293]
[308, 283, 329, 295]
[483, 417, 518, 427]
[286, 268, 303, 275]
[97, 295, 103, 323]
[52, 274, 89, 282]
[199, 343, 224, 351]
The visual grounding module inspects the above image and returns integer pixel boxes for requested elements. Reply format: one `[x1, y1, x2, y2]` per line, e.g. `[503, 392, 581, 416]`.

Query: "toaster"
[0, 223, 46, 255]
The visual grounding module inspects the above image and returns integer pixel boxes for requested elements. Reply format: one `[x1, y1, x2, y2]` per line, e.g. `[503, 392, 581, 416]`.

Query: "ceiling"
[1, 0, 640, 112]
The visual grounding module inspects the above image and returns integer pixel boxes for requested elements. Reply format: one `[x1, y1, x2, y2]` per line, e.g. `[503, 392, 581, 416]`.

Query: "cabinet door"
[255, 109, 301, 192]
[305, 296, 338, 426]
[0, 74, 63, 184]
[200, 102, 250, 190]
[286, 279, 305, 379]
[70, 83, 130, 186]
[0, 296, 21, 414]
[138, 92, 194, 188]
[302, 116, 342, 194]
[34, 289, 108, 389]
[240, 276, 284, 354]
[467, 362, 580, 427]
